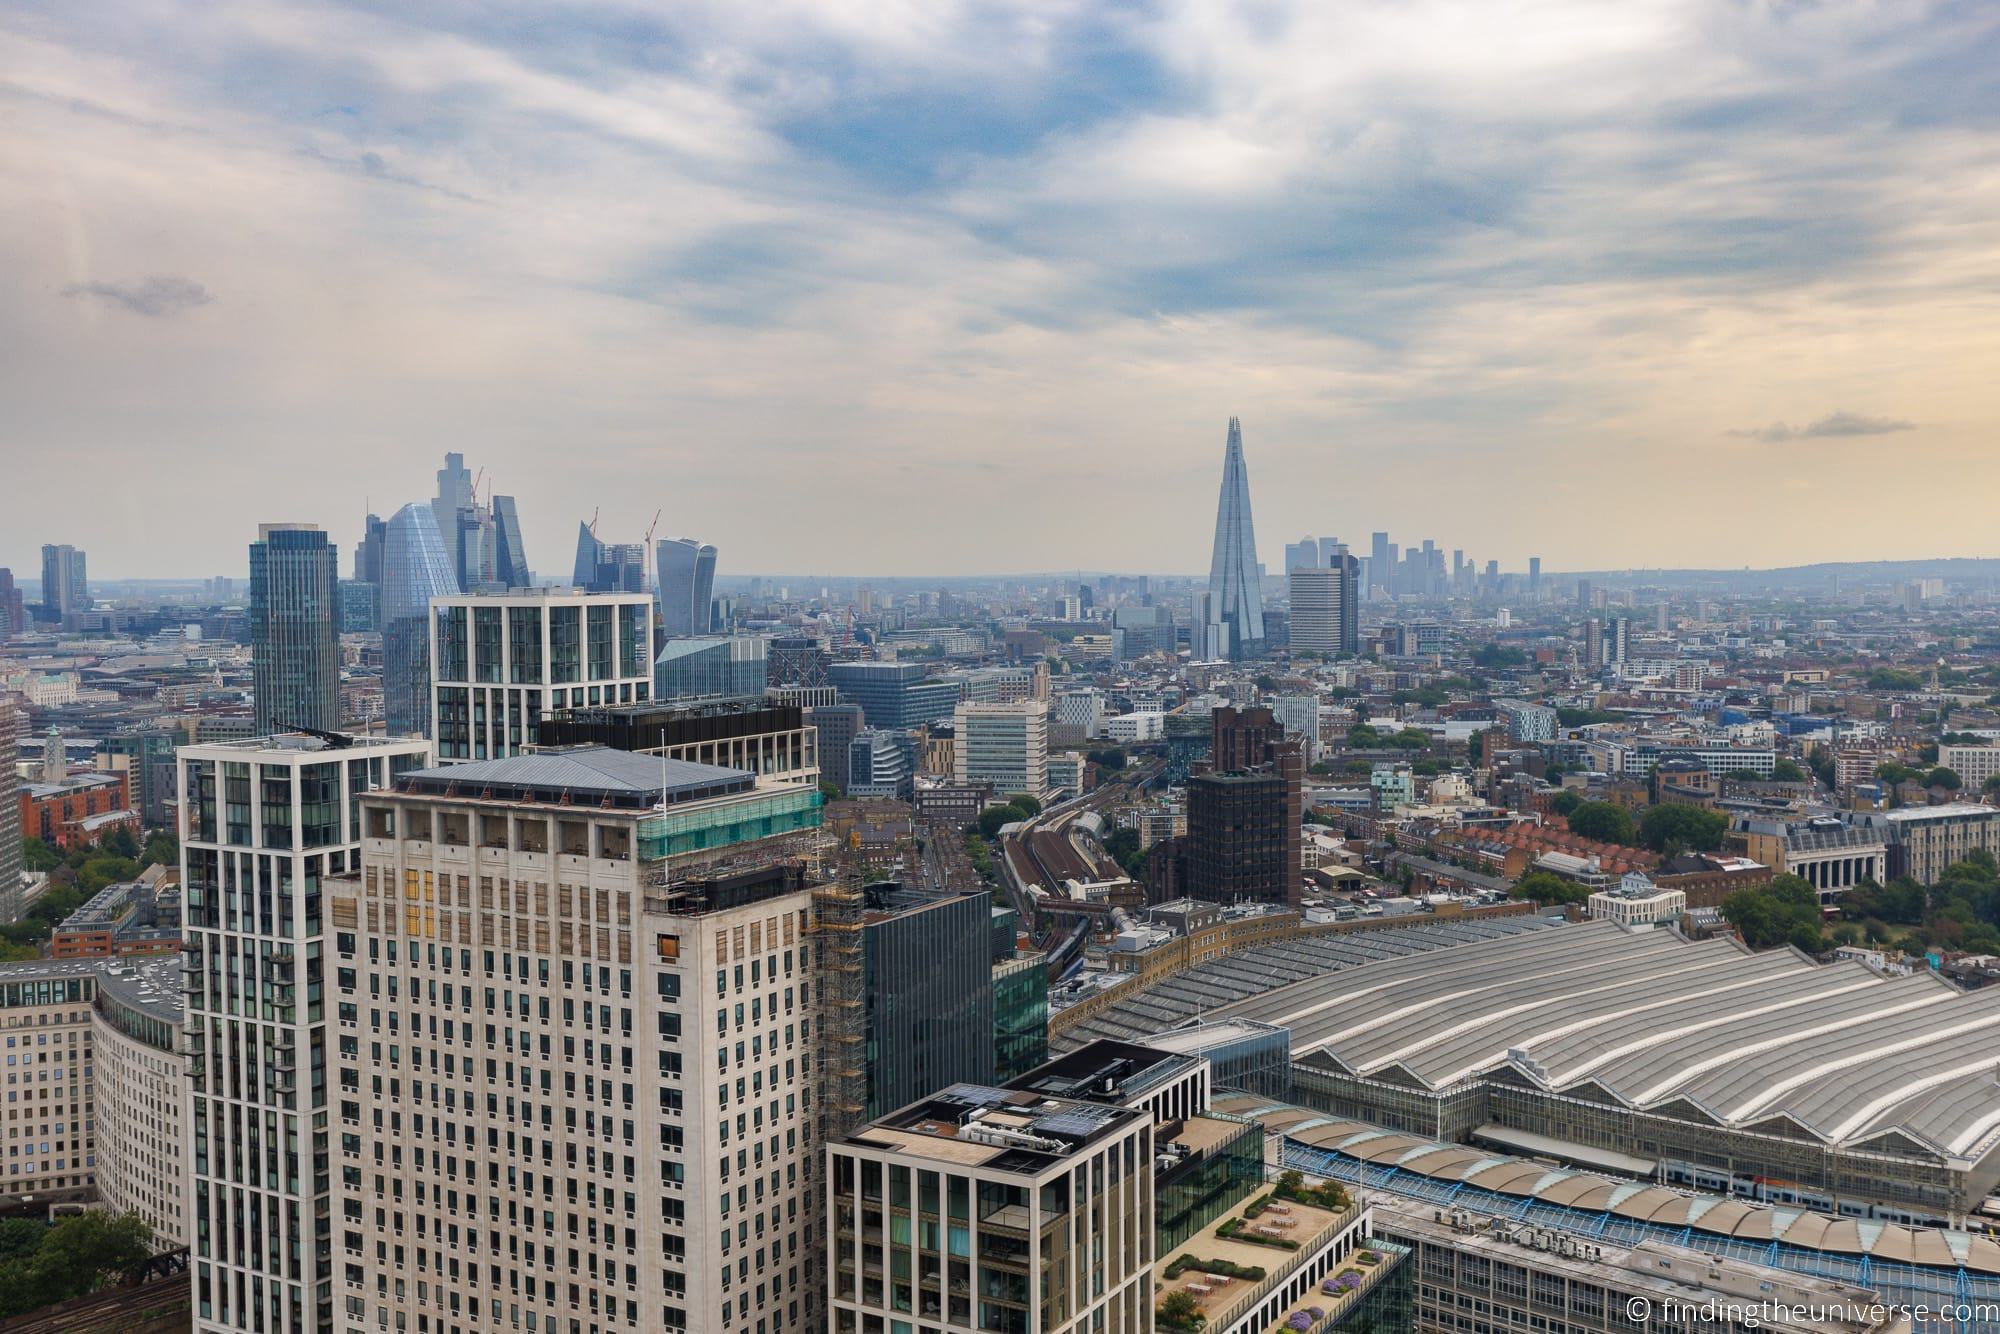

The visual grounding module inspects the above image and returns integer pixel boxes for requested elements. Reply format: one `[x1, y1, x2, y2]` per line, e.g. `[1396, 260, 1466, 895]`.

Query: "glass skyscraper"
[249, 524, 340, 737]
[653, 634, 766, 702]
[380, 502, 459, 737]
[1205, 416, 1266, 660]
[38, 543, 87, 617]
[657, 536, 717, 637]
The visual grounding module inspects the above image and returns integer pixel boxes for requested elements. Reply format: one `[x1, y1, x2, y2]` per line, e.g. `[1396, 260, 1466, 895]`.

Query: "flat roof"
[95, 957, 183, 1025]
[844, 1082, 1146, 1174]
[394, 746, 752, 807]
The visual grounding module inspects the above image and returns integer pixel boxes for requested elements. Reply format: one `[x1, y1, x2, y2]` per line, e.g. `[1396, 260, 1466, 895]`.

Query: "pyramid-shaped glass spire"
[1205, 416, 1266, 660]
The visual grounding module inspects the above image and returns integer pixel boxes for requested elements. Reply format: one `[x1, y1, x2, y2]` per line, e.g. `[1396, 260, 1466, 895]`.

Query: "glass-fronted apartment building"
[428, 589, 652, 762]
[180, 733, 433, 1334]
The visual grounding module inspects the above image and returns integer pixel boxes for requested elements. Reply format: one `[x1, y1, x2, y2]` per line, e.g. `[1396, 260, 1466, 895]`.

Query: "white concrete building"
[954, 700, 1049, 800]
[1101, 711, 1165, 744]
[429, 588, 654, 762]
[1268, 694, 1322, 764]
[332, 747, 828, 1334]
[180, 732, 434, 1334]
[91, 956, 186, 1246]
[1940, 744, 2000, 791]
[1587, 875, 1687, 928]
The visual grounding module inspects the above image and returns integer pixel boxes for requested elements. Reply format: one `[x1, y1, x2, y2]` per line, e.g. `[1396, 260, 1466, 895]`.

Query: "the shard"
[1204, 416, 1266, 660]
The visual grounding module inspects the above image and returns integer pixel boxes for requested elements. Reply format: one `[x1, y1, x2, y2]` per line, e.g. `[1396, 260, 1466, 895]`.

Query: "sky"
[5, 1, 2000, 580]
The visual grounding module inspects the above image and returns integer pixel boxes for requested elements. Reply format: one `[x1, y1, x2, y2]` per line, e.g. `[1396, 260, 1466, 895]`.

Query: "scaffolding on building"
[813, 882, 868, 1139]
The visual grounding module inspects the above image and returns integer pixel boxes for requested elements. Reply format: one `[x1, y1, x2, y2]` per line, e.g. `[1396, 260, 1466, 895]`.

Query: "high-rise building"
[1316, 535, 1342, 568]
[808, 704, 864, 795]
[855, 885, 995, 1120]
[1284, 536, 1319, 571]
[953, 700, 1049, 800]
[1288, 554, 1358, 658]
[654, 635, 766, 703]
[658, 537, 719, 638]
[1606, 615, 1630, 666]
[1369, 532, 1391, 598]
[425, 452, 533, 591]
[1203, 417, 1265, 661]
[0, 696, 21, 923]
[90, 956, 188, 1247]
[329, 747, 828, 1334]
[380, 502, 460, 737]
[250, 524, 340, 737]
[180, 732, 433, 1334]
[539, 697, 820, 788]
[352, 513, 386, 586]
[1584, 618, 1604, 667]
[847, 729, 914, 799]
[429, 589, 654, 761]
[1186, 707, 1302, 908]
[39, 543, 87, 617]
[490, 494, 531, 588]
[1528, 555, 1542, 595]
[827, 661, 960, 731]
[767, 635, 829, 689]
[571, 522, 645, 593]
[0, 568, 25, 637]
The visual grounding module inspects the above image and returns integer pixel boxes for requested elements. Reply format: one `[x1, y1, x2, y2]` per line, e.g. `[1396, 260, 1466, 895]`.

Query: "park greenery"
[0, 1211, 154, 1317]
[6, 828, 179, 962]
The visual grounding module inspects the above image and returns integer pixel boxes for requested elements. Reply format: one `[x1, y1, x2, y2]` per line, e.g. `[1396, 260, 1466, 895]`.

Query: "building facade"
[39, 543, 88, 616]
[0, 696, 20, 923]
[538, 699, 819, 789]
[91, 956, 187, 1246]
[1203, 417, 1265, 661]
[952, 700, 1049, 801]
[1288, 558, 1358, 658]
[859, 885, 995, 1119]
[381, 502, 460, 738]
[655, 635, 766, 703]
[329, 747, 826, 1334]
[251, 524, 341, 737]
[429, 589, 653, 762]
[181, 733, 434, 1334]
[827, 662, 960, 731]
[657, 537, 718, 638]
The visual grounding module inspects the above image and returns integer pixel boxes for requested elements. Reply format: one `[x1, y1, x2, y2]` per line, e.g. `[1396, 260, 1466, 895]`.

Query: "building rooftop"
[394, 746, 753, 809]
[1221, 919, 2000, 1160]
[1004, 1038, 1201, 1105]
[184, 731, 428, 755]
[95, 956, 183, 1025]
[844, 1082, 1147, 1174]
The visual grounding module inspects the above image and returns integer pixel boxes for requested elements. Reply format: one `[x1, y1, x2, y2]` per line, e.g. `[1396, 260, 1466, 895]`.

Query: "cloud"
[61, 276, 214, 318]
[1730, 412, 1916, 443]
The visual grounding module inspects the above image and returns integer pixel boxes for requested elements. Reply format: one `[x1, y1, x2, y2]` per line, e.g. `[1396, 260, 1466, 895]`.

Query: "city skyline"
[8, 4, 2000, 576]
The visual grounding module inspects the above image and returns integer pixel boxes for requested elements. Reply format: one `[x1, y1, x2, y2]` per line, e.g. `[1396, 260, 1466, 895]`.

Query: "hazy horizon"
[7, 2, 2000, 577]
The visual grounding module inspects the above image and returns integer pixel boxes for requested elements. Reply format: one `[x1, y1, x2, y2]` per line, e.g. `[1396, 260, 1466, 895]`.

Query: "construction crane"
[642, 508, 662, 587]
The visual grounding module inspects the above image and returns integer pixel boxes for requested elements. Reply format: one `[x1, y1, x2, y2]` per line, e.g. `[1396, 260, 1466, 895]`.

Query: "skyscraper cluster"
[431, 451, 533, 592]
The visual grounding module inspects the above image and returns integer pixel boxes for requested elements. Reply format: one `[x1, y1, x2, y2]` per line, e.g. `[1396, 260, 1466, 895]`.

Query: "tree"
[1473, 643, 1528, 669]
[1565, 801, 1634, 845]
[1925, 767, 1964, 791]
[1008, 795, 1043, 819]
[1346, 724, 1382, 749]
[1085, 749, 1126, 772]
[140, 829, 179, 868]
[1721, 874, 1823, 951]
[1636, 805, 1728, 855]
[1867, 667, 1923, 691]
[1768, 759, 1807, 783]
[0, 1210, 152, 1318]
[1548, 790, 1584, 817]
[1158, 1290, 1203, 1328]
[976, 806, 1018, 840]
[99, 825, 141, 860]
[1510, 870, 1591, 906]
[1984, 774, 2000, 796]
[20, 839, 58, 873]
[818, 780, 842, 802]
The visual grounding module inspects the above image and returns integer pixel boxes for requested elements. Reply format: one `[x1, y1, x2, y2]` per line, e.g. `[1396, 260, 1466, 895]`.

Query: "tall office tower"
[1576, 577, 1593, 608]
[1484, 558, 1499, 590]
[654, 635, 767, 703]
[489, 495, 531, 588]
[1283, 536, 1319, 571]
[1288, 555, 1358, 657]
[352, 513, 386, 586]
[432, 450, 476, 544]
[0, 696, 20, 923]
[250, 524, 341, 737]
[1584, 618, 1604, 668]
[1606, 615, 1630, 666]
[1203, 417, 1265, 660]
[953, 700, 1049, 800]
[330, 748, 828, 1334]
[380, 502, 460, 737]
[1656, 602, 1671, 634]
[1187, 706, 1303, 908]
[0, 568, 24, 637]
[1369, 532, 1391, 597]
[39, 543, 88, 617]
[571, 520, 602, 587]
[1528, 555, 1542, 596]
[1317, 536, 1342, 568]
[858, 890, 998, 1125]
[429, 589, 654, 761]
[658, 537, 719, 638]
[808, 703, 864, 795]
[180, 732, 433, 1334]
[827, 661, 960, 730]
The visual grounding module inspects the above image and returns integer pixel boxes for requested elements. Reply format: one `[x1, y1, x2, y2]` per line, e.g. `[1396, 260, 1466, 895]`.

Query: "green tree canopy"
[0, 1210, 153, 1318]
[1721, 874, 1824, 952]
[1636, 805, 1729, 855]
[1768, 758, 1807, 783]
[1548, 790, 1584, 817]
[1509, 869, 1592, 907]
[1565, 801, 1634, 845]
[1925, 766, 1964, 791]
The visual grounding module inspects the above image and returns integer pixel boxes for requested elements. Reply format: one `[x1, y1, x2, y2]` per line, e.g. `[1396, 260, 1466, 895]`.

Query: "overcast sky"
[5, 1, 1999, 580]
